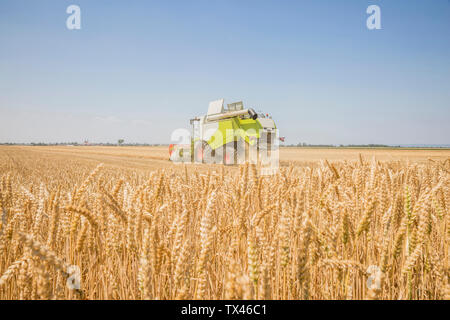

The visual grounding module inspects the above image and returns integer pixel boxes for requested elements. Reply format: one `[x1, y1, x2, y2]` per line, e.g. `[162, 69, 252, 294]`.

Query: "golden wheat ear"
[0, 146, 447, 299]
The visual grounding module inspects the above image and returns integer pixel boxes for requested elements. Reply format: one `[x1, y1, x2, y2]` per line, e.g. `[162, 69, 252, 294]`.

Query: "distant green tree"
[118, 139, 124, 145]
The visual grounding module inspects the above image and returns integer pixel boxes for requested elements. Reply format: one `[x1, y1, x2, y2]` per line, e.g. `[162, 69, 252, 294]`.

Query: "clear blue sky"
[0, 0, 449, 144]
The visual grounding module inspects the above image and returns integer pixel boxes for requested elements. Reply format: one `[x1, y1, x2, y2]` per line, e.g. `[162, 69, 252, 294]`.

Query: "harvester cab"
[170, 99, 278, 165]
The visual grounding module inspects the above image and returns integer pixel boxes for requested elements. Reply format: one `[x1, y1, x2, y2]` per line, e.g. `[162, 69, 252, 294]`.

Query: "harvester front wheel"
[223, 142, 238, 165]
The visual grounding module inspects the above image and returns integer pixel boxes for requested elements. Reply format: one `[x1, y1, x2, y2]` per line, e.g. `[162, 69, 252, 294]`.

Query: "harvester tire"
[194, 140, 217, 164]
[223, 142, 238, 165]
[201, 141, 214, 164]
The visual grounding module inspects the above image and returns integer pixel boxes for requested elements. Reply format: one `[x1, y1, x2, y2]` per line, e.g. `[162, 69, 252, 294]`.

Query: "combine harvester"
[169, 99, 279, 169]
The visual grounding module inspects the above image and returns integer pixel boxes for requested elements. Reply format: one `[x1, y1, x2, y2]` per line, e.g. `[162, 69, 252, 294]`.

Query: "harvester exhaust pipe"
[207, 108, 258, 122]
[248, 108, 258, 120]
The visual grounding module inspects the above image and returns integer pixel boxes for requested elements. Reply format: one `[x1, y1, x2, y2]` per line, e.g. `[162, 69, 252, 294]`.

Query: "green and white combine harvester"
[169, 99, 279, 166]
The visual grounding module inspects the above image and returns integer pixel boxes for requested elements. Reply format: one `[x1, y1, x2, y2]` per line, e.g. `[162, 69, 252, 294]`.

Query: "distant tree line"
[0, 142, 167, 146]
[285, 142, 399, 148]
[1, 142, 448, 149]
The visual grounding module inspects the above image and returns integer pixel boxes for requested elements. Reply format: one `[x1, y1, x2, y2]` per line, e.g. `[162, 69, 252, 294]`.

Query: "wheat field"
[0, 146, 448, 300]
